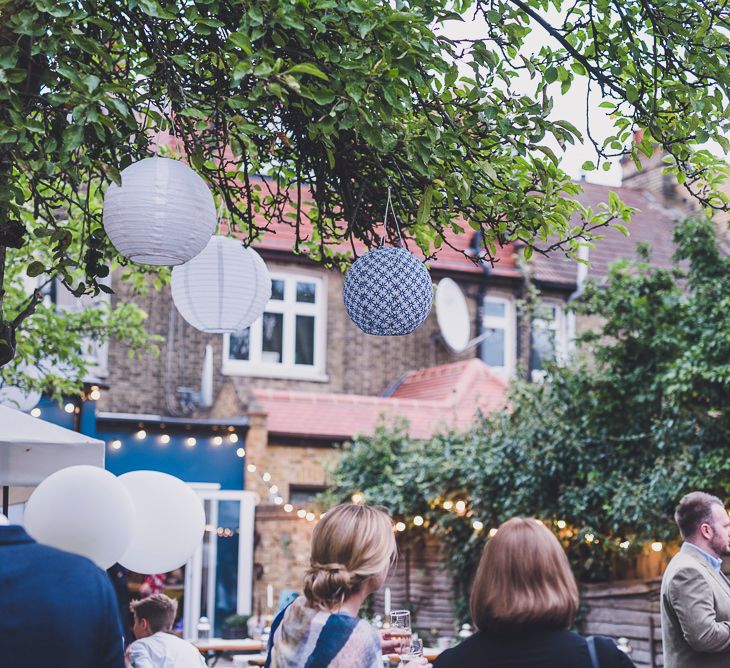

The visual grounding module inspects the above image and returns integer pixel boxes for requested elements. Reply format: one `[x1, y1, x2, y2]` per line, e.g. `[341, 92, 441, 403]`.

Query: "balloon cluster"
[23, 466, 205, 573]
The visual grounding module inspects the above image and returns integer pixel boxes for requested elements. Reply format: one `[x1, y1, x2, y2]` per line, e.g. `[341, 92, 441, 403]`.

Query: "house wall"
[100, 257, 483, 418]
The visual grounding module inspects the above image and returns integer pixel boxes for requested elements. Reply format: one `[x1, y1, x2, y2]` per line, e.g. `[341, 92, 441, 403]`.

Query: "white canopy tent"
[0, 405, 105, 515]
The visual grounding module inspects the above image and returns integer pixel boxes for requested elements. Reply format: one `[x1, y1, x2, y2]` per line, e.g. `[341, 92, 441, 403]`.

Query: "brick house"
[29, 144, 694, 644]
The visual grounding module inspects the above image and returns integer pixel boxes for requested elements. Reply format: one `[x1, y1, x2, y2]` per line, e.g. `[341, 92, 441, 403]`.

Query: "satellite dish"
[436, 278, 471, 352]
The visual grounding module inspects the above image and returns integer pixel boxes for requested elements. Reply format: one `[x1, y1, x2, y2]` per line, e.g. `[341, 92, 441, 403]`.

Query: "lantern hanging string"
[382, 184, 404, 247]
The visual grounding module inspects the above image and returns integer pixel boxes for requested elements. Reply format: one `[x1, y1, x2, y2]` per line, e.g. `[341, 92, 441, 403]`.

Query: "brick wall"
[100, 258, 483, 418]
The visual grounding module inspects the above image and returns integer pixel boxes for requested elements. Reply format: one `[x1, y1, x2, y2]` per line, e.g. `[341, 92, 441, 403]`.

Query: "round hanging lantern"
[103, 157, 216, 266]
[171, 235, 271, 333]
[343, 247, 433, 336]
[0, 363, 41, 412]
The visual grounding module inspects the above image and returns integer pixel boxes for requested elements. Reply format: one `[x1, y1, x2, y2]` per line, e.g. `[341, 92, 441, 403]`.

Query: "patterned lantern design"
[343, 247, 433, 336]
[103, 157, 216, 265]
[171, 235, 271, 333]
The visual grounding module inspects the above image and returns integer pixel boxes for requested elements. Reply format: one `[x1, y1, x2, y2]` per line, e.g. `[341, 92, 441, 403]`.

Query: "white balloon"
[24, 466, 135, 569]
[118, 471, 205, 574]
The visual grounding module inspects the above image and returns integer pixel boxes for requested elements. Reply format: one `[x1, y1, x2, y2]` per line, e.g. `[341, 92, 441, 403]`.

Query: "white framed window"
[480, 294, 516, 378]
[222, 272, 328, 381]
[530, 300, 568, 383]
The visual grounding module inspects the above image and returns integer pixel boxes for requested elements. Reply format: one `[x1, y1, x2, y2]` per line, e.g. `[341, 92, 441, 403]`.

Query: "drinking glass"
[402, 637, 424, 660]
[389, 610, 412, 658]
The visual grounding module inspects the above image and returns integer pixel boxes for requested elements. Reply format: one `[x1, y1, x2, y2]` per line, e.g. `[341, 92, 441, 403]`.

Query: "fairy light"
[395, 521, 406, 532]
[30, 407, 41, 418]
[443, 500, 454, 511]
[306, 512, 316, 522]
[160, 434, 170, 444]
[488, 528, 498, 537]
[236, 447, 245, 458]
[585, 533, 595, 544]
[413, 515, 424, 526]
[297, 509, 307, 519]
[557, 520, 567, 529]
[651, 541, 663, 552]
[472, 520, 484, 531]
[284, 504, 293, 513]
[229, 433, 239, 443]
[64, 402, 75, 414]
[351, 493, 365, 505]
[619, 540, 631, 549]
[269, 485, 279, 494]
[186, 437, 196, 447]
[135, 429, 146, 440]
[110, 440, 122, 450]
[262, 472, 271, 482]
[274, 496, 283, 505]
[247, 464, 256, 473]
[212, 436, 223, 446]
[455, 500, 466, 514]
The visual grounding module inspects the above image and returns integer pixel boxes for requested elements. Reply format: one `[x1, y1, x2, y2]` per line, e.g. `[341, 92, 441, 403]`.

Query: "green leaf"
[286, 63, 329, 81]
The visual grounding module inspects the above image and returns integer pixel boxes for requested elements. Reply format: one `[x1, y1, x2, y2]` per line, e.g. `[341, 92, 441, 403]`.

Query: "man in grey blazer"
[661, 491, 730, 668]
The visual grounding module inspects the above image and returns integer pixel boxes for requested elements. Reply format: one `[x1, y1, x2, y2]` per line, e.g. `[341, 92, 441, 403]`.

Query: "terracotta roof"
[252, 359, 507, 441]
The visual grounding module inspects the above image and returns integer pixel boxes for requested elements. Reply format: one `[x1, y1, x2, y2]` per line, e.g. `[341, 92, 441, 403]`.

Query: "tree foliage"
[1, 0, 729, 370]
[326, 217, 730, 619]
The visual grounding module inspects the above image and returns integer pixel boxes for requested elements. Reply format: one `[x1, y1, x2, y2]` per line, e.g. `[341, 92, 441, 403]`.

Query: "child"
[127, 594, 206, 668]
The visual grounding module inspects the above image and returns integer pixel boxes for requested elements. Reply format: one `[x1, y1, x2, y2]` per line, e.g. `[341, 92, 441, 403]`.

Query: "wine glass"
[389, 610, 412, 659]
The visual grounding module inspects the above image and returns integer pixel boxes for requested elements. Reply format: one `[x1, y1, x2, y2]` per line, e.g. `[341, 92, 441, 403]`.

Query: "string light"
[236, 448, 245, 458]
[455, 500, 466, 514]
[284, 504, 293, 513]
[89, 386, 101, 401]
[64, 402, 75, 414]
[619, 540, 631, 549]
[472, 520, 484, 531]
[557, 520, 567, 529]
[269, 485, 278, 494]
[212, 436, 223, 446]
[274, 496, 283, 505]
[306, 512, 316, 522]
[30, 408, 41, 418]
[488, 528, 498, 537]
[585, 533, 595, 544]
[229, 433, 239, 443]
[651, 541, 663, 552]
[110, 440, 122, 450]
[247, 464, 257, 473]
[413, 515, 424, 526]
[443, 500, 454, 511]
[135, 430, 146, 440]
[186, 437, 197, 447]
[160, 434, 170, 444]
[395, 522, 406, 532]
[262, 472, 271, 482]
[297, 509, 307, 519]
[351, 493, 365, 505]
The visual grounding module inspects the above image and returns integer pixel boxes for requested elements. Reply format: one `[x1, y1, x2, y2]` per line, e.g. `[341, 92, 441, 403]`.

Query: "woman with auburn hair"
[266, 503, 429, 668]
[434, 518, 635, 668]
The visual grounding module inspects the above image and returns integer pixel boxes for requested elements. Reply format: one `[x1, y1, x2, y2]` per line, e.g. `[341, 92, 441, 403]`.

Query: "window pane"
[261, 313, 283, 363]
[295, 315, 315, 366]
[481, 328, 505, 367]
[296, 281, 316, 303]
[229, 329, 250, 361]
[483, 301, 505, 318]
[531, 324, 556, 371]
[271, 280, 285, 301]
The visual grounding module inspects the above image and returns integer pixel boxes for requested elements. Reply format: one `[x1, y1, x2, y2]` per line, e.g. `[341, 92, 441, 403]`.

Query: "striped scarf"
[265, 596, 383, 668]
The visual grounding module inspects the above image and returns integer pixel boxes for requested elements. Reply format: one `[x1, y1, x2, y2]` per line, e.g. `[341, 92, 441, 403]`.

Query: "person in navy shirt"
[0, 521, 124, 668]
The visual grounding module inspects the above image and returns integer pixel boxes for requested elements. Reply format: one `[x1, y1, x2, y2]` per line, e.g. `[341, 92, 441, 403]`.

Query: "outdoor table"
[194, 638, 264, 666]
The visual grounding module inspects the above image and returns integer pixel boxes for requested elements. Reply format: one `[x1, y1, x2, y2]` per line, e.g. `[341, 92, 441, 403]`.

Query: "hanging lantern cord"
[383, 184, 404, 247]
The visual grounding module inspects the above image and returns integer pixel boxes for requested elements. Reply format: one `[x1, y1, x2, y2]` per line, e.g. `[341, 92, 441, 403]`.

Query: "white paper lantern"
[103, 157, 216, 265]
[344, 247, 433, 336]
[171, 235, 271, 333]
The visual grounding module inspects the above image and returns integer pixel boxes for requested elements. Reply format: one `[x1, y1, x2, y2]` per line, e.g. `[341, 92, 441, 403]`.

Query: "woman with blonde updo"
[266, 503, 430, 668]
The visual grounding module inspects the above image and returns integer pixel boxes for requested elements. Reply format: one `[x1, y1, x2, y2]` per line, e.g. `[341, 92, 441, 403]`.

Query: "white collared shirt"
[128, 631, 206, 668]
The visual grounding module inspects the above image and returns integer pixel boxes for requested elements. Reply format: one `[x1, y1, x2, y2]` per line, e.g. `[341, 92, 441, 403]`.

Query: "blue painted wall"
[33, 397, 246, 490]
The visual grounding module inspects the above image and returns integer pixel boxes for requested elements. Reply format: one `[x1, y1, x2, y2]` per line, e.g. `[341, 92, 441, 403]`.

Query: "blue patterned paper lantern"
[343, 247, 433, 336]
